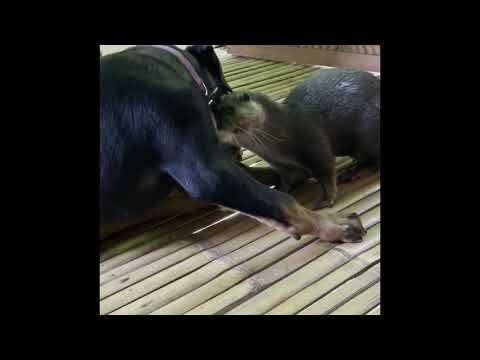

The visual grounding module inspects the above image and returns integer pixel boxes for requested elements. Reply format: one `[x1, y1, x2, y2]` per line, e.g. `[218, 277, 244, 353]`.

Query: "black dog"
[100, 45, 365, 243]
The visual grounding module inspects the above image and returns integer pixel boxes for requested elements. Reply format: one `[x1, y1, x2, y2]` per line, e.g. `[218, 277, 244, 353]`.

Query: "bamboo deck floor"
[99, 47, 381, 315]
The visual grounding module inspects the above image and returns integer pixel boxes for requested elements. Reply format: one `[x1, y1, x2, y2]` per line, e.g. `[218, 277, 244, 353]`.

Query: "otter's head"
[214, 91, 267, 148]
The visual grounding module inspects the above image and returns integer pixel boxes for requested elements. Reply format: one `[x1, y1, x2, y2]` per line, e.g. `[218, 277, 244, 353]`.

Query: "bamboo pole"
[186, 204, 380, 316]
[103, 183, 322, 314]
[100, 212, 193, 262]
[237, 243, 381, 316]
[163, 231, 332, 315]
[222, 57, 267, 67]
[108, 227, 291, 315]
[250, 71, 316, 93]
[367, 305, 380, 315]
[242, 155, 263, 166]
[225, 62, 285, 78]
[103, 172, 362, 286]
[100, 213, 242, 286]
[266, 239, 380, 315]
[100, 216, 253, 296]
[297, 264, 380, 315]
[265, 70, 323, 97]
[100, 219, 271, 314]
[242, 150, 254, 158]
[222, 59, 268, 72]
[220, 56, 244, 66]
[339, 191, 380, 218]
[218, 194, 380, 315]
[102, 172, 378, 314]
[150, 193, 329, 315]
[181, 183, 380, 315]
[268, 86, 298, 99]
[243, 155, 349, 170]
[225, 63, 294, 81]
[100, 209, 229, 273]
[234, 68, 316, 91]
[329, 281, 381, 315]
[109, 177, 373, 315]
[222, 57, 264, 68]
[228, 65, 307, 88]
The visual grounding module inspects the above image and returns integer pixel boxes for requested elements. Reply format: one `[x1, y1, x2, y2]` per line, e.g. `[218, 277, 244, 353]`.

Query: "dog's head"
[186, 45, 232, 109]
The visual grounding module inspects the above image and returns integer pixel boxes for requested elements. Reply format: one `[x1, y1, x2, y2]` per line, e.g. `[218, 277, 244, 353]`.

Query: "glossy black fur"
[100, 45, 295, 229]
[285, 68, 380, 165]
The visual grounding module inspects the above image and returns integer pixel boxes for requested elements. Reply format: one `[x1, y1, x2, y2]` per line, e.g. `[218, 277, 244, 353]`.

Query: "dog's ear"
[185, 45, 214, 58]
[186, 45, 232, 94]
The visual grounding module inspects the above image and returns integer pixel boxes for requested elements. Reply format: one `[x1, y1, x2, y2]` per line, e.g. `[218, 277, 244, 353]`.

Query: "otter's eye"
[223, 108, 233, 117]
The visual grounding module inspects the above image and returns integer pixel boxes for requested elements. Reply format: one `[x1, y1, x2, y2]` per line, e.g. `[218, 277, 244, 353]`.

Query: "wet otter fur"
[215, 68, 380, 209]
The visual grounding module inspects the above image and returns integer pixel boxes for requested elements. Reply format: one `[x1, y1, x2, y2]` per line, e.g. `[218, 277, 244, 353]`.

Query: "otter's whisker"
[240, 128, 269, 156]
[251, 127, 286, 142]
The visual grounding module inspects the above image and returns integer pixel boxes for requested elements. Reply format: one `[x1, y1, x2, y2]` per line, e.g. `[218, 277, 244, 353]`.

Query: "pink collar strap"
[143, 45, 209, 97]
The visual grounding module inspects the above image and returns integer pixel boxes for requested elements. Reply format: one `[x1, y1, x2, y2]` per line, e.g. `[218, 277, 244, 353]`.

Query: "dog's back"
[100, 48, 192, 222]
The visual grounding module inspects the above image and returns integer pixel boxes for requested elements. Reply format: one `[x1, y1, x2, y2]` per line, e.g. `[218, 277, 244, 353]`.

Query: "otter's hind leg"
[308, 149, 338, 210]
[313, 167, 337, 210]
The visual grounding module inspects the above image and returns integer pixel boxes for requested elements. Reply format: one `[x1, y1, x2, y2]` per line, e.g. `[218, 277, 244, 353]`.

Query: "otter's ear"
[240, 92, 250, 102]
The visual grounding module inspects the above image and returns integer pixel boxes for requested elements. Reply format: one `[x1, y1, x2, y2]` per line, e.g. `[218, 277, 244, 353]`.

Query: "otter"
[214, 68, 380, 209]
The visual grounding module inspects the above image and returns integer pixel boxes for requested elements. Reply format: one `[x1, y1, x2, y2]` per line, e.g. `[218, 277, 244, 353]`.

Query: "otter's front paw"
[277, 182, 293, 194]
[340, 213, 367, 243]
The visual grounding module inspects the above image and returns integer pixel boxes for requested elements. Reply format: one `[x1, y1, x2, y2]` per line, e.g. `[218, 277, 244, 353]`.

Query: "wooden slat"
[107, 174, 377, 315]
[215, 193, 380, 315]
[100, 208, 218, 264]
[100, 217, 259, 300]
[222, 59, 269, 72]
[100, 213, 246, 286]
[242, 155, 263, 166]
[266, 238, 380, 315]
[100, 215, 236, 286]
[102, 181, 324, 314]
[100, 209, 229, 272]
[109, 227, 291, 314]
[182, 177, 380, 315]
[220, 56, 249, 66]
[167, 195, 379, 315]
[205, 205, 380, 315]
[265, 244, 380, 315]
[297, 264, 380, 315]
[228, 65, 309, 88]
[234, 68, 316, 91]
[247, 70, 319, 93]
[225, 63, 290, 80]
[329, 281, 381, 315]
[367, 305, 380, 315]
